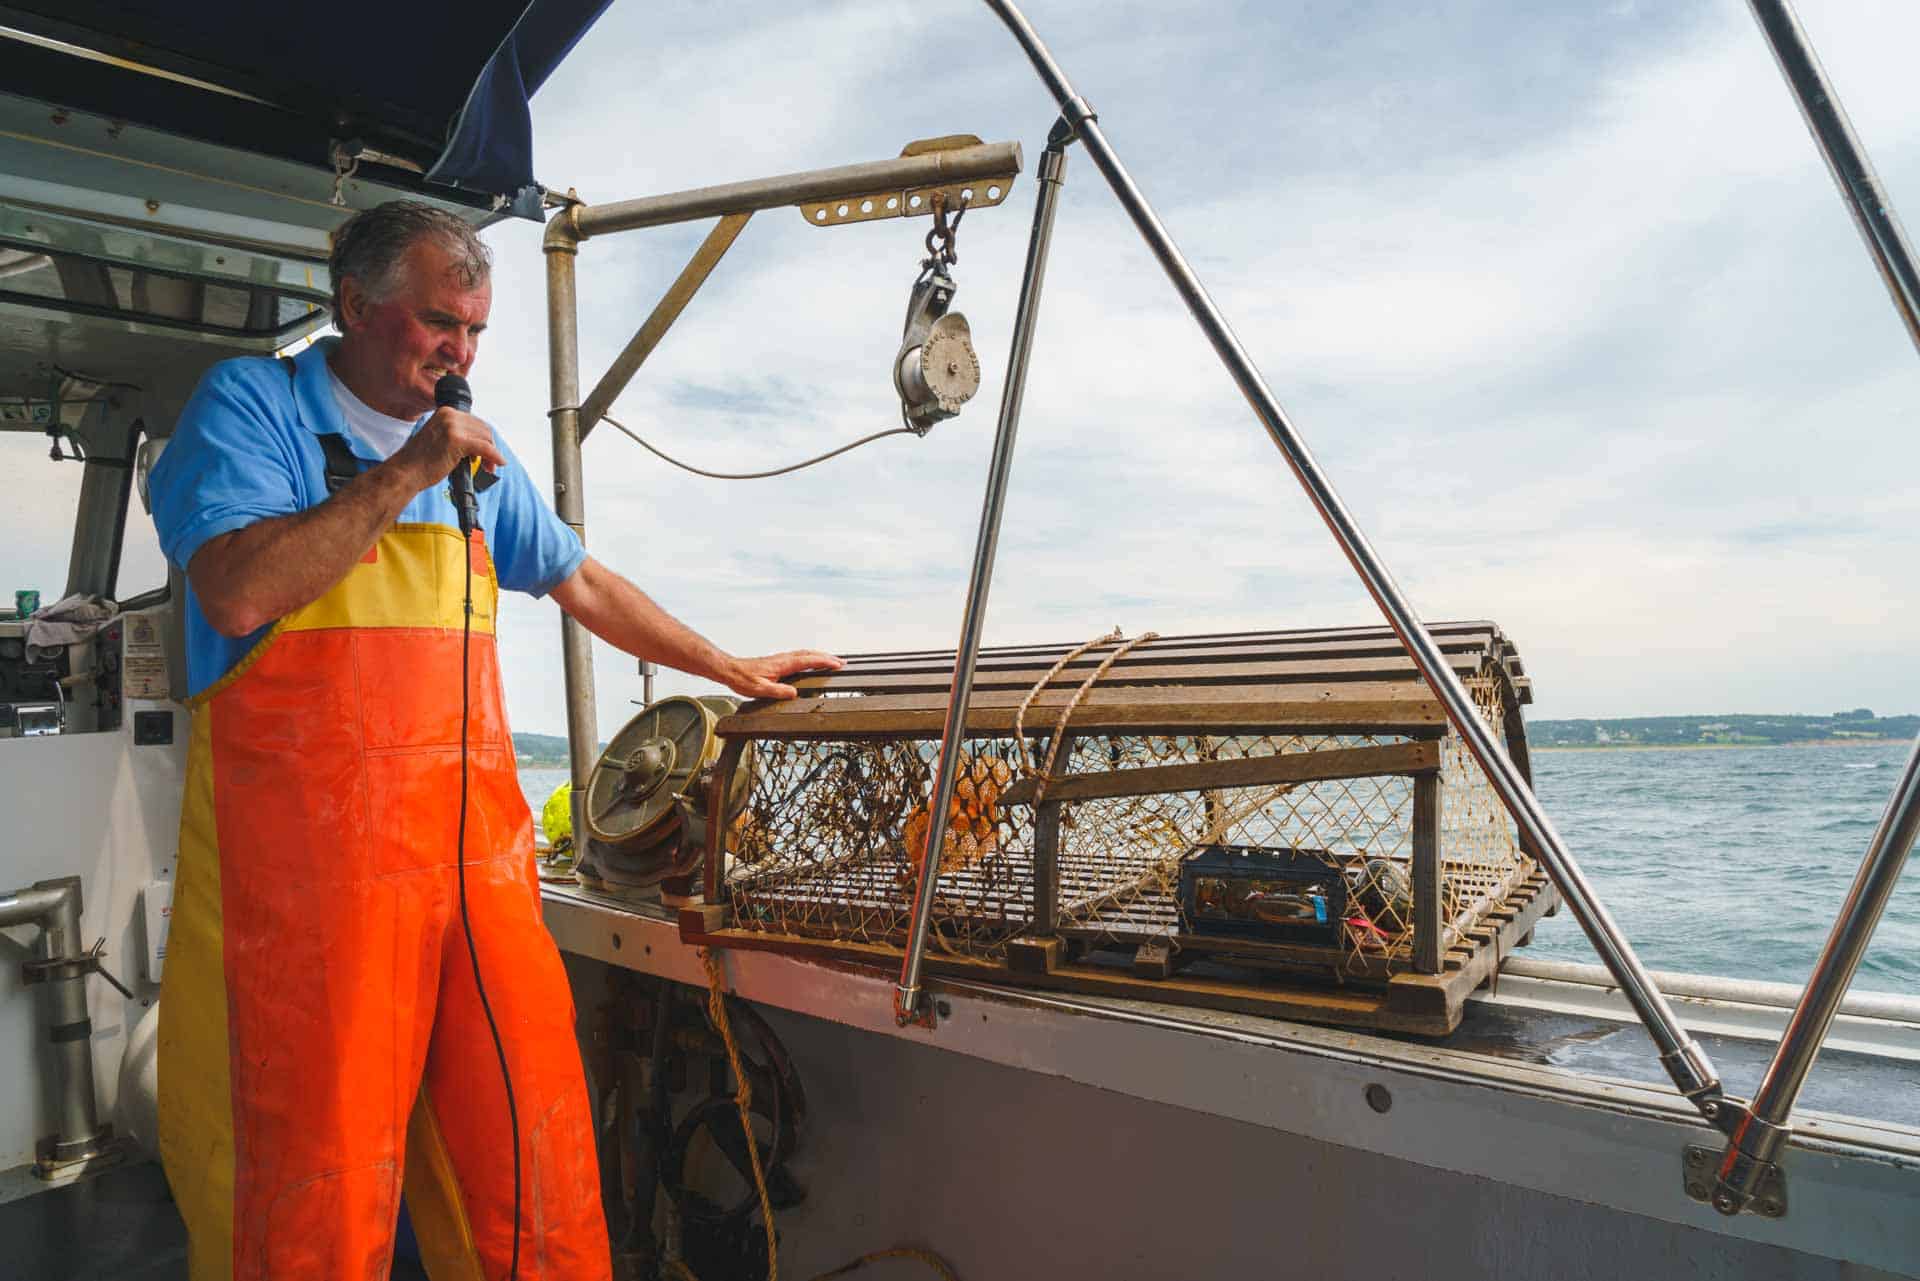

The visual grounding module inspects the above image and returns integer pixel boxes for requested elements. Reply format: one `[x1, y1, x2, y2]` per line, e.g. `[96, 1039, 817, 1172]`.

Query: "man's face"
[338, 239, 492, 417]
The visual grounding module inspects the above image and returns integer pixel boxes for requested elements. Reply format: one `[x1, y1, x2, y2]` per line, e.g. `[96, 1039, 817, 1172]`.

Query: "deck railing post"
[544, 210, 601, 846]
[1707, 0, 1920, 1216]
[894, 121, 1074, 1023]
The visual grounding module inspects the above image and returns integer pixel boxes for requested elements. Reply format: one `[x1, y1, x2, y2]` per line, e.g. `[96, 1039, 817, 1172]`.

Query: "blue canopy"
[0, 0, 612, 217]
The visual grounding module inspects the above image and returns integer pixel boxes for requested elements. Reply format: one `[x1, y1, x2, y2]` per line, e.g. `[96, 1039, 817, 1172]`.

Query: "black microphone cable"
[441, 374, 522, 1280]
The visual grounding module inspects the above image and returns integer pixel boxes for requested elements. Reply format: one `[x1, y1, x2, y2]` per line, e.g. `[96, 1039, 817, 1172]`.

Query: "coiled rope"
[691, 949, 959, 1281]
[700, 947, 778, 1281]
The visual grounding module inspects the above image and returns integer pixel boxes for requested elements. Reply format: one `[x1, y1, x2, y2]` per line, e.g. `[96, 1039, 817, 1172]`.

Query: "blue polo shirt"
[150, 338, 586, 696]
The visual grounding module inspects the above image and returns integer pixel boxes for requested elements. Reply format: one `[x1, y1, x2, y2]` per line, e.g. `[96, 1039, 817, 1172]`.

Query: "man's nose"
[444, 333, 476, 372]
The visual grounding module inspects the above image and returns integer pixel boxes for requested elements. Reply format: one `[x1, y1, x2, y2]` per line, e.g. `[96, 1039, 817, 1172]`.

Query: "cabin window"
[0, 430, 86, 607]
[0, 241, 322, 339]
[117, 493, 168, 601]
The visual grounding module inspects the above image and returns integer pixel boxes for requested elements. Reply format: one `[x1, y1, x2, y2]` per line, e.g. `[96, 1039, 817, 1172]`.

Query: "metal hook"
[921, 190, 972, 269]
[328, 142, 362, 207]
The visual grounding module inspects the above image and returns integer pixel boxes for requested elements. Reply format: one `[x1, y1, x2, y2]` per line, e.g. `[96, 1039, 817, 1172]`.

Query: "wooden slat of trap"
[685, 921, 1450, 1032]
[1053, 921, 1411, 982]
[825, 632, 1499, 681]
[719, 681, 1451, 739]
[834, 620, 1505, 666]
[799, 651, 1486, 697]
[999, 740, 1440, 806]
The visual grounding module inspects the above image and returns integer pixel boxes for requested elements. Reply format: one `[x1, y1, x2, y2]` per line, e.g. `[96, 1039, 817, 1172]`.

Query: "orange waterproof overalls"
[158, 519, 610, 1279]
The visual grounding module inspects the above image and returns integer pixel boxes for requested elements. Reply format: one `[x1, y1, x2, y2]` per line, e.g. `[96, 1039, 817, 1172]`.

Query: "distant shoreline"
[1534, 738, 1898, 753]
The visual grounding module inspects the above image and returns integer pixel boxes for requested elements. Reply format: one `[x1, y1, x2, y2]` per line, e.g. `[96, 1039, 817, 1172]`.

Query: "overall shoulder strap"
[282, 355, 364, 495]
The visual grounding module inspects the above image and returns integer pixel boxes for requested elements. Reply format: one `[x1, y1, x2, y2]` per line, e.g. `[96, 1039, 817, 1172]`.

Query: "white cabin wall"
[0, 625, 184, 1169]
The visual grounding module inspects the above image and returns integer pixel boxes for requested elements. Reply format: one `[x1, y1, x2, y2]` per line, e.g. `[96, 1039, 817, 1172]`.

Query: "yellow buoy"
[541, 781, 574, 849]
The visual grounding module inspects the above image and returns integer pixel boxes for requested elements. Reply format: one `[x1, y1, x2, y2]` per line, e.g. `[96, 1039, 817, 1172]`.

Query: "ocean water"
[1523, 741, 1917, 991]
[520, 740, 1919, 993]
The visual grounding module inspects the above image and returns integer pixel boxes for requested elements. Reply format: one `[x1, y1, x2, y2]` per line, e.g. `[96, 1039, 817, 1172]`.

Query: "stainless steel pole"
[36, 879, 97, 1150]
[979, 0, 1722, 1106]
[1747, 0, 1920, 354]
[0, 881, 67, 927]
[896, 125, 1073, 1023]
[1710, 0, 1920, 1215]
[0, 877, 111, 1168]
[545, 212, 601, 842]
[1712, 737, 1920, 1212]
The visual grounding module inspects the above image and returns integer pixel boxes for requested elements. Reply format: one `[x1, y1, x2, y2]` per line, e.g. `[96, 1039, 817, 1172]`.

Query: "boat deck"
[0, 1159, 435, 1281]
[1430, 993, 1920, 1130]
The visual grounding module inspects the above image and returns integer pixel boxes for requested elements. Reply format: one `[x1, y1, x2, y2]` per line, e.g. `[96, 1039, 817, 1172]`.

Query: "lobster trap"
[685, 622, 1559, 1035]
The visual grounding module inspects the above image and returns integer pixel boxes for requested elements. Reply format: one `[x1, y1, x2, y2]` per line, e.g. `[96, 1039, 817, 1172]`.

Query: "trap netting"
[725, 732, 1042, 956]
[1436, 667, 1533, 953]
[721, 661, 1528, 972]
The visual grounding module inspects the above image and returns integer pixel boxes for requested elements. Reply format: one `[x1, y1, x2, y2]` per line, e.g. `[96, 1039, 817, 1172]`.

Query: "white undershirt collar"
[324, 362, 421, 460]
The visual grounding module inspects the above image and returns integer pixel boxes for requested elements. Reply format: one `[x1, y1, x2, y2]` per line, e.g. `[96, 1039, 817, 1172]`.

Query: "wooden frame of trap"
[675, 621, 1560, 1036]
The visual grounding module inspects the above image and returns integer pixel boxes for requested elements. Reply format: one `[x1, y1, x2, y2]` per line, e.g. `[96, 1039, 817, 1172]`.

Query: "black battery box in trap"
[1178, 844, 1347, 945]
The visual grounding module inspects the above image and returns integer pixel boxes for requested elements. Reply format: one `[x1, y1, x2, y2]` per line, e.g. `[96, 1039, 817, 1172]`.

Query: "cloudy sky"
[13, 0, 1920, 736]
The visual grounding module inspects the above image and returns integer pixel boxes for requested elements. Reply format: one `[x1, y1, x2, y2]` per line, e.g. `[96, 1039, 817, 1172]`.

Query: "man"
[149, 200, 838, 1280]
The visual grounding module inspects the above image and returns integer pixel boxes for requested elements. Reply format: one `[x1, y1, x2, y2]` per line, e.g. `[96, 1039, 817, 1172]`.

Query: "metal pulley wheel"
[587, 695, 727, 847]
[896, 312, 980, 422]
[894, 263, 981, 433]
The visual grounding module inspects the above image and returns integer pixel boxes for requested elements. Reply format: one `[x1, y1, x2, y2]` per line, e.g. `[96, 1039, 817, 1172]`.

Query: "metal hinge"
[1683, 1144, 1788, 1219]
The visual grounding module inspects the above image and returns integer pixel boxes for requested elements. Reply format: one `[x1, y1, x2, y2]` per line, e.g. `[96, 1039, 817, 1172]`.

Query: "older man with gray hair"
[147, 200, 835, 1279]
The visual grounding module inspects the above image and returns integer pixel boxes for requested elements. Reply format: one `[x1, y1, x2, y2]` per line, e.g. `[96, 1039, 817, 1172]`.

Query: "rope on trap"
[1010, 626, 1160, 803]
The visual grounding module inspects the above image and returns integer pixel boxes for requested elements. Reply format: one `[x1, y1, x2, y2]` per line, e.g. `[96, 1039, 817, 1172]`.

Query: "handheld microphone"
[435, 373, 480, 536]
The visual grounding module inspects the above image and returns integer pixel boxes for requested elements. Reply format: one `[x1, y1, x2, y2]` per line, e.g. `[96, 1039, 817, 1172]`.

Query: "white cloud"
[453, 1, 1920, 739]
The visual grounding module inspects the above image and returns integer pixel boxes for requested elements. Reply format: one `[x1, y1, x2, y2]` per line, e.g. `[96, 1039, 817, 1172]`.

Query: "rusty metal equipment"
[576, 695, 749, 897]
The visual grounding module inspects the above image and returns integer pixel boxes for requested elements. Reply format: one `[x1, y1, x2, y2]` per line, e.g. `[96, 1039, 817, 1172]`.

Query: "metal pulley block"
[894, 194, 982, 433]
[895, 269, 980, 432]
[578, 695, 752, 896]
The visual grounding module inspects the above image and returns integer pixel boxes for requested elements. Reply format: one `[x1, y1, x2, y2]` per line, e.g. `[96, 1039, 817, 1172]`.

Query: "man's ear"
[335, 276, 364, 332]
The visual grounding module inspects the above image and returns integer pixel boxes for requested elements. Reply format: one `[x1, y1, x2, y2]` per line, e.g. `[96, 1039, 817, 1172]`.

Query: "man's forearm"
[549, 558, 741, 686]
[550, 557, 844, 701]
[188, 461, 428, 636]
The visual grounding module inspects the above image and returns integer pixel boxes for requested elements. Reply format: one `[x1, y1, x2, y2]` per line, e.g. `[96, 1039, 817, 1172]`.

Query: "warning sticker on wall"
[123, 612, 170, 700]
